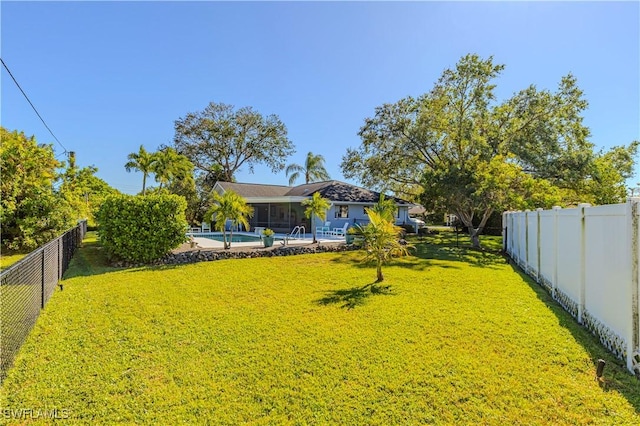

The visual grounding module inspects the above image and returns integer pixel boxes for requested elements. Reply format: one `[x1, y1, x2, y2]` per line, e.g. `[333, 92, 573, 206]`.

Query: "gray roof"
[217, 180, 412, 205]
[215, 182, 290, 197]
[409, 205, 427, 215]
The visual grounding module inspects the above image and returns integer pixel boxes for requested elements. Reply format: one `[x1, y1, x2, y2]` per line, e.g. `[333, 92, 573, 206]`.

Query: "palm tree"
[285, 152, 330, 186]
[124, 145, 157, 195]
[153, 148, 193, 190]
[204, 190, 253, 249]
[358, 210, 412, 283]
[369, 194, 397, 222]
[301, 192, 331, 243]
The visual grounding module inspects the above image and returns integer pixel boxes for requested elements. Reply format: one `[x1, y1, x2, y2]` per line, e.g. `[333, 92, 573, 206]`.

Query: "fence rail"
[0, 221, 87, 382]
[503, 200, 640, 376]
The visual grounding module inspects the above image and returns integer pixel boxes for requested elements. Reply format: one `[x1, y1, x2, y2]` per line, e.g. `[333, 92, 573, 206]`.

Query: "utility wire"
[1, 57, 68, 154]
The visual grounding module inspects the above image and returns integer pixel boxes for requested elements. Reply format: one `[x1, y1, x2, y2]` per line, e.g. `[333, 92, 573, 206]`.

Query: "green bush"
[97, 194, 187, 262]
[398, 224, 415, 235]
[0, 127, 76, 250]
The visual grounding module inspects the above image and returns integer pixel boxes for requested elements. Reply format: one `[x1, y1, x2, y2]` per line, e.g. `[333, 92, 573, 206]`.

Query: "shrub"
[1, 127, 76, 250]
[418, 227, 431, 236]
[262, 228, 275, 237]
[97, 194, 187, 262]
[399, 224, 415, 235]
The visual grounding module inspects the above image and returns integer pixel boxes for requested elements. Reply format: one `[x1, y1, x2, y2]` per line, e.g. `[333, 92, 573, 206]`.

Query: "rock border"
[113, 243, 359, 268]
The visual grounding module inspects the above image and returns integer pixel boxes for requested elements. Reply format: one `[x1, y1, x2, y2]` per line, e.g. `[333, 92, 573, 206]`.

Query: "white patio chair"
[201, 222, 211, 232]
[316, 221, 331, 237]
[331, 223, 349, 237]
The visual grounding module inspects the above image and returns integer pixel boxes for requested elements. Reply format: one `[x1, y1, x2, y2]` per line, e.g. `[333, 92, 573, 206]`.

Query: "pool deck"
[181, 232, 346, 251]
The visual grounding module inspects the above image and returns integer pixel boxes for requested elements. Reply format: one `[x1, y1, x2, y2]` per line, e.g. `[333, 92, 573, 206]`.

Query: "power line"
[1, 57, 68, 154]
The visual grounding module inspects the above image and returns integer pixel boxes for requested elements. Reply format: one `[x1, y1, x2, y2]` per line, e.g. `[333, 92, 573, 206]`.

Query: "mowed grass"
[1, 233, 639, 424]
[0, 252, 27, 270]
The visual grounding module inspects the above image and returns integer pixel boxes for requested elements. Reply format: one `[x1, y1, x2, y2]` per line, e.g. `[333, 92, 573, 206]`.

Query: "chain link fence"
[0, 221, 87, 382]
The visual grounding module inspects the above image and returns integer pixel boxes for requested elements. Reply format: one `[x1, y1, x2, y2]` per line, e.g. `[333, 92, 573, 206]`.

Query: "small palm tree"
[358, 210, 412, 283]
[204, 190, 253, 249]
[124, 145, 157, 195]
[302, 192, 331, 243]
[286, 152, 330, 186]
[369, 194, 397, 222]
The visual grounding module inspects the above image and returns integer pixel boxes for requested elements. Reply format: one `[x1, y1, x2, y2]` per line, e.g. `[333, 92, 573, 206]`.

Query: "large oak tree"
[342, 54, 637, 247]
[173, 102, 295, 182]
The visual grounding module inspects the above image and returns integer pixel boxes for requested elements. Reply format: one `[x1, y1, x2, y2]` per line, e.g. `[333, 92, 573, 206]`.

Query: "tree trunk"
[469, 227, 481, 248]
[223, 230, 229, 250]
[312, 217, 317, 243]
[376, 262, 384, 283]
[456, 207, 493, 249]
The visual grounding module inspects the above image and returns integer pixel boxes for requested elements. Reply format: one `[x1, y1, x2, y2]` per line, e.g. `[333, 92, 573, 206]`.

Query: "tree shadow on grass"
[316, 282, 396, 309]
[508, 261, 640, 413]
[62, 240, 118, 279]
[410, 239, 507, 269]
[330, 239, 507, 272]
[62, 240, 183, 279]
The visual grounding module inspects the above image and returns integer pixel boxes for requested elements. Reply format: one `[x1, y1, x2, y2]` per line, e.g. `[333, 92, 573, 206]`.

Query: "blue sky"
[2, 1, 639, 194]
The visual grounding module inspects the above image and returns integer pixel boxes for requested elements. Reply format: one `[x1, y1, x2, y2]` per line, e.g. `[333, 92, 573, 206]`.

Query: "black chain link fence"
[0, 221, 87, 382]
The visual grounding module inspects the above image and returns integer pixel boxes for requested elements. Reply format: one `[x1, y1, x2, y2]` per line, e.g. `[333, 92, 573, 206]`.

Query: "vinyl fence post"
[628, 198, 640, 374]
[552, 206, 561, 297]
[577, 203, 590, 324]
[502, 212, 505, 251]
[536, 208, 543, 283]
[524, 210, 530, 272]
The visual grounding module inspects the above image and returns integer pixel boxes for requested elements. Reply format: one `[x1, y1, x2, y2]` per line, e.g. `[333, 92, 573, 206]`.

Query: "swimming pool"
[198, 233, 266, 243]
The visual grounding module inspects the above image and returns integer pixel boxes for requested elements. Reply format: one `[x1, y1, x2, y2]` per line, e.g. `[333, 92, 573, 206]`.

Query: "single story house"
[213, 180, 415, 234]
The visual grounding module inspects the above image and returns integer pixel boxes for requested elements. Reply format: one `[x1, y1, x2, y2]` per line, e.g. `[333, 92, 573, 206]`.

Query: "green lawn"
[1, 233, 639, 424]
[0, 252, 27, 270]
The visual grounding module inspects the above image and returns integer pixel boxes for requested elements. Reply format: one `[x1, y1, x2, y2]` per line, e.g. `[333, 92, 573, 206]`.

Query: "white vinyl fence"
[503, 199, 640, 375]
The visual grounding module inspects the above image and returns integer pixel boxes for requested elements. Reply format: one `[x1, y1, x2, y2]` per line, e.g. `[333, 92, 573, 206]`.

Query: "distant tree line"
[127, 102, 331, 225]
[7, 54, 637, 252]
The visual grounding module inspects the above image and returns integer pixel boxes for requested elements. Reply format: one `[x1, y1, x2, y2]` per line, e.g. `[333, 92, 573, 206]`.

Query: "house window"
[364, 206, 399, 218]
[335, 205, 349, 218]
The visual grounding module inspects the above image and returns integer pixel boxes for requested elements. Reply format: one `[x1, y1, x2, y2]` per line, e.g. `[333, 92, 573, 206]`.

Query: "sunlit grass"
[0, 251, 27, 270]
[1, 233, 639, 424]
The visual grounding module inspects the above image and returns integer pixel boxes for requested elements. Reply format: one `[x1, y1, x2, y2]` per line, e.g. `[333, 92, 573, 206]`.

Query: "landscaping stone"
[110, 243, 359, 268]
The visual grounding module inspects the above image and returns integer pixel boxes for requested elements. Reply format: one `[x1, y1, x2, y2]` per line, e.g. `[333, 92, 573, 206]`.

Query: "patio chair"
[316, 221, 331, 237]
[201, 222, 211, 232]
[331, 223, 349, 237]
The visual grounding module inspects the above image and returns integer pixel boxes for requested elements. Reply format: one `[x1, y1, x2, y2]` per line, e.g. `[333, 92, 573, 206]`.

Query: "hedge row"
[97, 194, 188, 262]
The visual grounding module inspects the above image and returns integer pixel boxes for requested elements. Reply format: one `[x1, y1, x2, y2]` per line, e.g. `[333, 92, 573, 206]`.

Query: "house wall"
[325, 203, 411, 230]
[224, 201, 410, 234]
